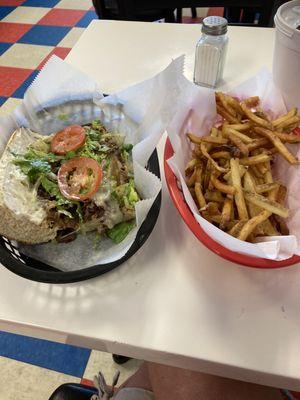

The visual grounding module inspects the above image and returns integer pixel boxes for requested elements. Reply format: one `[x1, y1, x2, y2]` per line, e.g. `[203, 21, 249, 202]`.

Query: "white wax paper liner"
[0, 55, 185, 271]
[167, 67, 300, 261]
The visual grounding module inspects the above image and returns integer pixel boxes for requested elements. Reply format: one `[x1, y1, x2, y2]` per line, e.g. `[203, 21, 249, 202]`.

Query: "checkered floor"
[0, 0, 97, 116]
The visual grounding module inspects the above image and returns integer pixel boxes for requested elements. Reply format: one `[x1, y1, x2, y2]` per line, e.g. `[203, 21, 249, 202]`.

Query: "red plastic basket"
[164, 137, 300, 269]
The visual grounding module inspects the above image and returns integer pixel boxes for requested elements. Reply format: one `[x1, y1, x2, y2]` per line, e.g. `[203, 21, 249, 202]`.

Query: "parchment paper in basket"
[167, 68, 300, 261]
[13, 55, 185, 271]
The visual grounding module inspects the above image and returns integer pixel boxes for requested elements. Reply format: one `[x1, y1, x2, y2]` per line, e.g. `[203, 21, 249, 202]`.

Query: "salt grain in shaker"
[194, 16, 228, 88]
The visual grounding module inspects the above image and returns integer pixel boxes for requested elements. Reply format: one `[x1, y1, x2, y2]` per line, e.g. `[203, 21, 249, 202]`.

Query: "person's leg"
[116, 362, 152, 393]
[147, 362, 284, 400]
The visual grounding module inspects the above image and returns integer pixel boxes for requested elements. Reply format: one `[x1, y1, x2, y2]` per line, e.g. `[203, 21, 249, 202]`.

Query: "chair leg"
[176, 8, 182, 23]
[191, 7, 197, 18]
[165, 9, 175, 23]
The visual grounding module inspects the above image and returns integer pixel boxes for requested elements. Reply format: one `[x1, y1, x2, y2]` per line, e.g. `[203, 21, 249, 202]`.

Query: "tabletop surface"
[1, 20, 300, 390]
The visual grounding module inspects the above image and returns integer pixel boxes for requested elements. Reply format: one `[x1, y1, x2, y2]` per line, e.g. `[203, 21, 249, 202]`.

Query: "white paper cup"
[273, 0, 300, 109]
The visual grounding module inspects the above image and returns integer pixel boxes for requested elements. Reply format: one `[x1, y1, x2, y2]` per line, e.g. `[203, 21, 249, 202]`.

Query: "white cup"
[273, 0, 300, 110]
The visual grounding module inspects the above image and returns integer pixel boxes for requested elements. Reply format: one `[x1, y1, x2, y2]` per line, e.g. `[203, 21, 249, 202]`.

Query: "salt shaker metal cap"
[202, 16, 228, 36]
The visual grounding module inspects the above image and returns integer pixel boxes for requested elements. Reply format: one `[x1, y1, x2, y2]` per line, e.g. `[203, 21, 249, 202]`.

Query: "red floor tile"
[0, 0, 25, 5]
[38, 9, 86, 27]
[0, 66, 33, 97]
[0, 22, 33, 43]
[37, 46, 71, 69]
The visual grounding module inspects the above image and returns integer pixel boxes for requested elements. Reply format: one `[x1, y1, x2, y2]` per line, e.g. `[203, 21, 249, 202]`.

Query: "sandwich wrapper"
[167, 68, 300, 261]
[0, 55, 184, 271]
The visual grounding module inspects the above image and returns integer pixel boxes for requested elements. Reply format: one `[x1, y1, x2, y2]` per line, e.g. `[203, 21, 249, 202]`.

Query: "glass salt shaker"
[193, 16, 229, 88]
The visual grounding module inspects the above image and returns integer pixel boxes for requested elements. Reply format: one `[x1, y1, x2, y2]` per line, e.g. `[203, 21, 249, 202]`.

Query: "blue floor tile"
[0, 43, 12, 56]
[76, 11, 98, 28]
[0, 331, 91, 377]
[0, 6, 15, 19]
[13, 70, 39, 99]
[22, 0, 60, 6]
[0, 97, 7, 107]
[18, 25, 70, 46]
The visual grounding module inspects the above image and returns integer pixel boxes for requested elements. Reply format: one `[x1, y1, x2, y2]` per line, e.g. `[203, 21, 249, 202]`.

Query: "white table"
[1, 21, 300, 391]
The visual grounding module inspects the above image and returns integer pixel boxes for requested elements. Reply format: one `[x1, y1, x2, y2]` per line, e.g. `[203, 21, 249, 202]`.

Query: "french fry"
[228, 123, 252, 132]
[226, 96, 244, 116]
[203, 160, 211, 191]
[274, 215, 289, 235]
[254, 127, 299, 164]
[210, 151, 231, 159]
[273, 108, 297, 127]
[201, 212, 221, 224]
[247, 138, 269, 151]
[225, 127, 253, 144]
[276, 115, 300, 131]
[194, 167, 203, 185]
[195, 182, 206, 209]
[185, 159, 200, 176]
[255, 182, 280, 194]
[201, 136, 228, 144]
[264, 160, 273, 184]
[211, 175, 235, 195]
[277, 185, 287, 204]
[231, 158, 249, 220]
[187, 167, 197, 187]
[239, 154, 271, 166]
[216, 92, 238, 118]
[273, 131, 300, 143]
[206, 202, 221, 215]
[200, 142, 228, 173]
[224, 131, 249, 156]
[227, 220, 247, 237]
[219, 198, 233, 230]
[210, 127, 219, 137]
[240, 102, 273, 129]
[217, 105, 240, 124]
[238, 210, 271, 241]
[187, 133, 202, 144]
[204, 190, 224, 203]
[243, 190, 289, 218]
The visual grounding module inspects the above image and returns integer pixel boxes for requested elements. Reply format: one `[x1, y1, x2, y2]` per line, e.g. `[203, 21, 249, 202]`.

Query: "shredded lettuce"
[107, 220, 136, 244]
[14, 157, 52, 183]
[114, 179, 139, 208]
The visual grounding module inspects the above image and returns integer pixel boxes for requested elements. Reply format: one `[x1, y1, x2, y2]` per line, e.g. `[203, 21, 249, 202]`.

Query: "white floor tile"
[83, 351, 142, 386]
[0, 356, 80, 400]
[58, 27, 85, 48]
[2, 7, 50, 24]
[0, 43, 53, 69]
[55, 0, 92, 10]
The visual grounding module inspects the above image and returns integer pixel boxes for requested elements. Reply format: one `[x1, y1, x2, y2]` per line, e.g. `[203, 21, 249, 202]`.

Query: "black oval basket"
[0, 150, 161, 284]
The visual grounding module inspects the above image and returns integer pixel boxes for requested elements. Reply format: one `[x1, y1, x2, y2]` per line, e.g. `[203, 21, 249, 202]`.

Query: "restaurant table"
[0, 20, 300, 391]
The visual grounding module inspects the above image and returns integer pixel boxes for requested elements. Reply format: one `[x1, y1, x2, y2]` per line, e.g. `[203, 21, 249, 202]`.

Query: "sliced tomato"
[293, 127, 300, 136]
[58, 157, 103, 201]
[51, 125, 86, 155]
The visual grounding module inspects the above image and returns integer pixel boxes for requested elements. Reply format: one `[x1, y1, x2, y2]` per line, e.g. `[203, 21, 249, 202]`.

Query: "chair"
[93, 0, 277, 27]
[92, 0, 176, 22]
[49, 383, 97, 400]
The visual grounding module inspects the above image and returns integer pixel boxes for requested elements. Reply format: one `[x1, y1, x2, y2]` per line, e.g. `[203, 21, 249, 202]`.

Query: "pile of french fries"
[185, 92, 300, 242]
